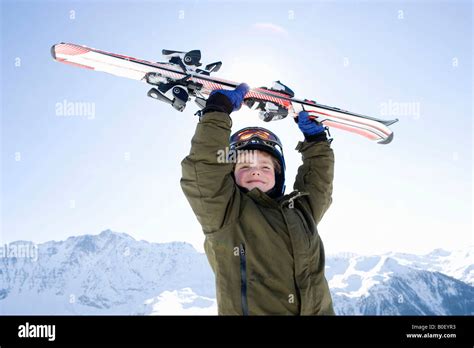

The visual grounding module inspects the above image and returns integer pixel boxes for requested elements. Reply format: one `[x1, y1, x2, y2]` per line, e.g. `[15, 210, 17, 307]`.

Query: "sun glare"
[220, 54, 281, 91]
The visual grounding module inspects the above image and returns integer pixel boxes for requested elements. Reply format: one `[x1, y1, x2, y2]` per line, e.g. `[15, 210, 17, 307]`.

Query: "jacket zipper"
[239, 243, 248, 316]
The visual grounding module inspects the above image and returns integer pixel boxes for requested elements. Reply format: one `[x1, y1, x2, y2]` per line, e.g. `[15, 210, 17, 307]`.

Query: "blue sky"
[1, 0, 472, 255]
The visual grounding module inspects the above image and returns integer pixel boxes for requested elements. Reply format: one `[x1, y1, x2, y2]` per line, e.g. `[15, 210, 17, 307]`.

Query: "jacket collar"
[247, 188, 309, 209]
[278, 190, 309, 208]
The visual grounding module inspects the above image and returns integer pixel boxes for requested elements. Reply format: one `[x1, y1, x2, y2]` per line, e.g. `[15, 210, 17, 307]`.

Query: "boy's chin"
[243, 183, 272, 193]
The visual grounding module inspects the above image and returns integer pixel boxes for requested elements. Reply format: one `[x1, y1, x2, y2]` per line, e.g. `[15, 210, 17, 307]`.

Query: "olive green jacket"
[181, 111, 335, 315]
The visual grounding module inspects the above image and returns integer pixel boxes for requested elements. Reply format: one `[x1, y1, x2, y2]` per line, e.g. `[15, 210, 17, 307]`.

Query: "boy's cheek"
[234, 171, 244, 186]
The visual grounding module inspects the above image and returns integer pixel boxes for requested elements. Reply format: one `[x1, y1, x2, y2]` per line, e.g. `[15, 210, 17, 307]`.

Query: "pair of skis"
[51, 43, 398, 144]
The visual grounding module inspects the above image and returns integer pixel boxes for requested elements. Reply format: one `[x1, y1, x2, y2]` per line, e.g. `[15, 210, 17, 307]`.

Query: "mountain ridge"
[1, 230, 472, 315]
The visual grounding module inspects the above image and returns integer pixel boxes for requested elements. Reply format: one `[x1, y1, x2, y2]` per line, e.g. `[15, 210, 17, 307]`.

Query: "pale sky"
[1, 0, 472, 255]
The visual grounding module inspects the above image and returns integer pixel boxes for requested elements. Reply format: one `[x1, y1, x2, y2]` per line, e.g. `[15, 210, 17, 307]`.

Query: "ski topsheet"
[51, 43, 398, 144]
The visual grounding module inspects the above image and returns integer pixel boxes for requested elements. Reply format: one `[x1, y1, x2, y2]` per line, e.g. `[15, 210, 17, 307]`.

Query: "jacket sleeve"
[293, 139, 335, 225]
[180, 111, 239, 233]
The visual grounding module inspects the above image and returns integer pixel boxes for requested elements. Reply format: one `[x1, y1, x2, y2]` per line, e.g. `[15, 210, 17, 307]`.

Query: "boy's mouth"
[247, 180, 265, 184]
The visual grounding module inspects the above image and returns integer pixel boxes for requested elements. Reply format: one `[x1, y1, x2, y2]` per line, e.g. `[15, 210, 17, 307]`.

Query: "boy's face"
[234, 150, 276, 193]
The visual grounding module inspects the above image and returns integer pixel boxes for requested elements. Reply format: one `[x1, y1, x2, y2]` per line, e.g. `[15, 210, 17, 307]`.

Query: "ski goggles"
[230, 127, 283, 153]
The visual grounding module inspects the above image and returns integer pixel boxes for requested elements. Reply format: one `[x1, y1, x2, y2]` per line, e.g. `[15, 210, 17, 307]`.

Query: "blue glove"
[296, 110, 327, 142]
[204, 83, 250, 115]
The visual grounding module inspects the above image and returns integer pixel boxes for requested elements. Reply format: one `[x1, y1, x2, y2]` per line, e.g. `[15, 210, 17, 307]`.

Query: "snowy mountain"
[392, 248, 473, 285]
[326, 252, 474, 315]
[0, 230, 215, 315]
[0, 230, 472, 315]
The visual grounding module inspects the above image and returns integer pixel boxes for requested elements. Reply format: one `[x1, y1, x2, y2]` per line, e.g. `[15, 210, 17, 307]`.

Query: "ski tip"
[379, 118, 399, 126]
[51, 44, 57, 60]
[377, 132, 394, 145]
[51, 43, 68, 60]
[385, 118, 399, 126]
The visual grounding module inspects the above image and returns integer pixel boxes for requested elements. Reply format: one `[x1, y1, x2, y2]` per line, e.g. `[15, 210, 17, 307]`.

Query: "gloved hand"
[203, 83, 250, 115]
[295, 110, 328, 142]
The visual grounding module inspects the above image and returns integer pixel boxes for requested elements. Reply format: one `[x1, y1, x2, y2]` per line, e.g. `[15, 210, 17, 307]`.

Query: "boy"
[181, 83, 335, 315]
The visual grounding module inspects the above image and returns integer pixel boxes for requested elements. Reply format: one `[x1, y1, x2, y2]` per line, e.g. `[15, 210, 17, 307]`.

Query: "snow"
[389, 247, 474, 285]
[329, 255, 403, 298]
[327, 247, 473, 297]
[145, 288, 217, 315]
[353, 256, 381, 272]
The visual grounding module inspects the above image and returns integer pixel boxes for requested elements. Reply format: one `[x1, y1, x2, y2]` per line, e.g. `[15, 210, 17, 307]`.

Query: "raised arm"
[180, 84, 249, 233]
[293, 111, 335, 224]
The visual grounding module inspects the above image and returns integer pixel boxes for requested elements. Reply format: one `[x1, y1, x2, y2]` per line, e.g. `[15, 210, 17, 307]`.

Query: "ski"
[51, 42, 398, 144]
